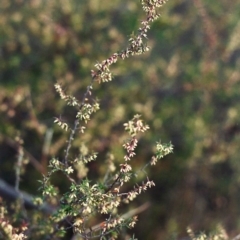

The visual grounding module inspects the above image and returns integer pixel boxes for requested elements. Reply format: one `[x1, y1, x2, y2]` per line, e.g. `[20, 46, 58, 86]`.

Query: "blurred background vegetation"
[1, 0, 240, 239]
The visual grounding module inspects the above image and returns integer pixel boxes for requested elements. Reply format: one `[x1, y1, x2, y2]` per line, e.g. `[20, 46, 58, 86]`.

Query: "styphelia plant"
[0, 1, 173, 239]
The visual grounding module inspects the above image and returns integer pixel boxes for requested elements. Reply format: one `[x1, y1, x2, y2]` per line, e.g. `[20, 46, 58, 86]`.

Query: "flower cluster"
[141, 0, 168, 13]
[53, 117, 69, 131]
[91, 1, 168, 83]
[92, 53, 118, 82]
[122, 115, 149, 163]
[100, 217, 124, 233]
[123, 114, 150, 137]
[124, 179, 155, 202]
[54, 83, 79, 107]
[0, 216, 27, 240]
[76, 101, 100, 123]
[151, 141, 174, 165]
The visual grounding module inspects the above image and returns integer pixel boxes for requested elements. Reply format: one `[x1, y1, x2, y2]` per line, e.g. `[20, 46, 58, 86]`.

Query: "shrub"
[0, 1, 173, 239]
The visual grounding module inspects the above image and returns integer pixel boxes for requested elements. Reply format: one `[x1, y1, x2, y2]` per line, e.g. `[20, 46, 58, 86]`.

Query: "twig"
[0, 134, 45, 174]
[15, 141, 24, 192]
[0, 178, 55, 213]
[63, 80, 95, 167]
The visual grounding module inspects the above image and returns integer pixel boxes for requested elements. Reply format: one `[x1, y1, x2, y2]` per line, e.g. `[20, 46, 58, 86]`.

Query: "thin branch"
[64, 118, 80, 167]
[0, 134, 45, 174]
[15, 143, 24, 192]
[63, 80, 95, 167]
[0, 178, 55, 214]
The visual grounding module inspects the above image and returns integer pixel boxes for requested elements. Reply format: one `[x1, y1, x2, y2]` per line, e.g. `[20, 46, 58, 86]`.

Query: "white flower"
[65, 166, 74, 174]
